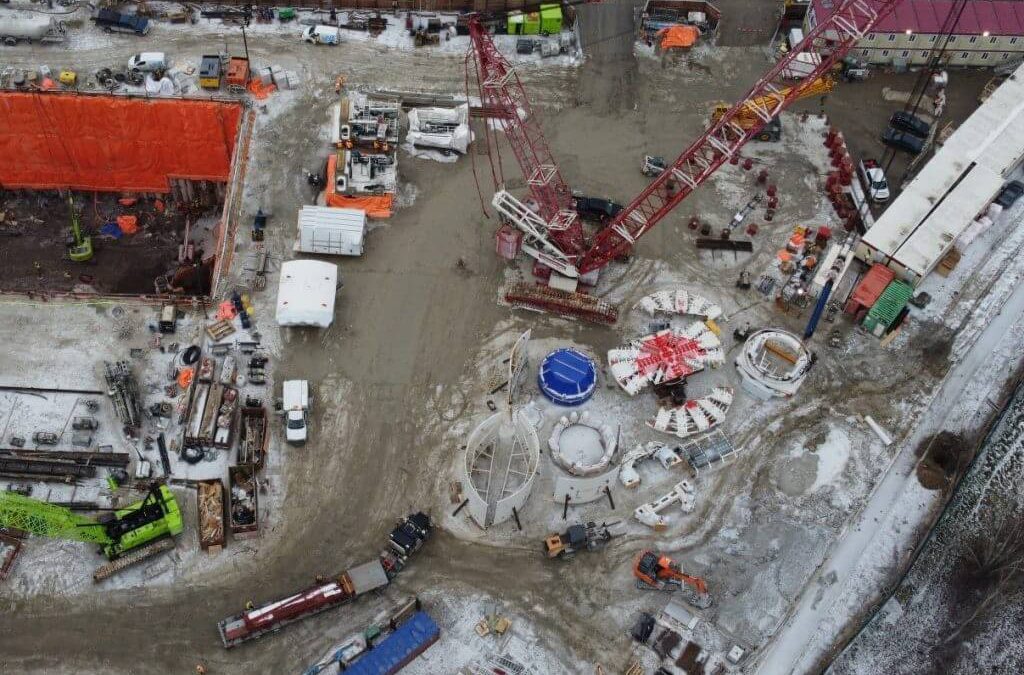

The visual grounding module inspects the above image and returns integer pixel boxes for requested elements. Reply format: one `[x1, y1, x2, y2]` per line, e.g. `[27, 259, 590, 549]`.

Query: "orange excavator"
[633, 549, 712, 609]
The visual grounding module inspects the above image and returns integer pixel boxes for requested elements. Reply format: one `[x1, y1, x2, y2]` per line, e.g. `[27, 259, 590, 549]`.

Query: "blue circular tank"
[537, 348, 598, 406]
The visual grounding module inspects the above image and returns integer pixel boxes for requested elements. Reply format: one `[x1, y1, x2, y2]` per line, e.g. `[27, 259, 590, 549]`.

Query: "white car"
[128, 52, 169, 73]
[858, 159, 890, 203]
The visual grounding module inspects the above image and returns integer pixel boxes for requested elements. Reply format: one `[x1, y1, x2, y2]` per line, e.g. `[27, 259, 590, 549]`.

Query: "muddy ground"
[0, 191, 221, 295]
[0, 1, 1011, 674]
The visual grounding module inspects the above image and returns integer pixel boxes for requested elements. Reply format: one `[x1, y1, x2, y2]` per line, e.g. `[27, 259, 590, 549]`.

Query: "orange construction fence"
[324, 153, 394, 218]
[0, 92, 243, 193]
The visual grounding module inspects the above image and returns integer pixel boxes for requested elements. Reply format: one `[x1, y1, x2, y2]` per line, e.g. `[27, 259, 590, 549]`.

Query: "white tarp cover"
[144, 73, 175, 96]
[295, 206, 366, 256]
[406, 104, 472, 154]
[276, 260, 338, 328]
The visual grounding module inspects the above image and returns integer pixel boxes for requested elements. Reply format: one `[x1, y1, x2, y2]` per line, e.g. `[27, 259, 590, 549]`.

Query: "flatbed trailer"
[217, 512, 431, 648]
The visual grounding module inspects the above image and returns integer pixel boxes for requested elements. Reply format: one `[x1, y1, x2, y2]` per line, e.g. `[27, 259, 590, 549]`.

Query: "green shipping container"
[508, 4, 562, 35]
[863, 280, 914, 337]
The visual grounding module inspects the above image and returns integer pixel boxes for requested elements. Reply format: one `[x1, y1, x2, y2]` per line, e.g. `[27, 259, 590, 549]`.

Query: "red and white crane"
[468, 18, 583, 258]
[468, 0, 902, 292]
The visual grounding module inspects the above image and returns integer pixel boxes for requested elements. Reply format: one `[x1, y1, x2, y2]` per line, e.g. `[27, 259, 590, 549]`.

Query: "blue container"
[537, 348, 598, 406]
[344, 611, 439, 675]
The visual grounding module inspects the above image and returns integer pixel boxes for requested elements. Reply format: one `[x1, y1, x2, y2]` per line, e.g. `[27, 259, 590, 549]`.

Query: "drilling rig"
[66, 194, 94, 263]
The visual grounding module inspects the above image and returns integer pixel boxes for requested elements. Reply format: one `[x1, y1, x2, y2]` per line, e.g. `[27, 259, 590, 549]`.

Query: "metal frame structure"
[468, 19, 583, 254]
[576, 0, 902, 274]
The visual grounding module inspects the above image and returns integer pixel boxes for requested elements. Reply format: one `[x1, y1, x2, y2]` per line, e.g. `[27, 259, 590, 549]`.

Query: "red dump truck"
[218, 512, 431, 648]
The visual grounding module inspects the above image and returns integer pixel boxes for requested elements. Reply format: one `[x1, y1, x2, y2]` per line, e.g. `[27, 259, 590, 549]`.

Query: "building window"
[990, 37, 997, 44]
[948, 36, 957, 43]
[867, 33, 876, 41]
[982, 52, 990, 59]
[862, 49, 870, 56]
[882, 50, 890, 57]
[1011, 38, 1019, 45]
[908, 35, 916, 42]
[961, 52, 969, 58]
[929, 35, 936, 42]
[901, 50, 909, 57]
[888, 34, 896, 42]
[1003, 53, 1010, 59]
[921, 51, 929, 57]
[969, 36, 977, 44]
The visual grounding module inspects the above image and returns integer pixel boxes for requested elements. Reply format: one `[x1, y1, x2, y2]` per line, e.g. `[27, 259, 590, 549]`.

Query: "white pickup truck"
[858, 159, 890, 203]
[283, 380, 311, 445]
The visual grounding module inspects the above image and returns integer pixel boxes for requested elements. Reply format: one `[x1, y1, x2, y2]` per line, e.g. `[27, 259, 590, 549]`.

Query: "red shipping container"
[844, 264, 895, 315]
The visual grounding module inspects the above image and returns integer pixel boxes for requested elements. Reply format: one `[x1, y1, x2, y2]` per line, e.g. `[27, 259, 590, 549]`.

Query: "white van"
[303, 25, 340, 45]
[128, 52, 169, 73]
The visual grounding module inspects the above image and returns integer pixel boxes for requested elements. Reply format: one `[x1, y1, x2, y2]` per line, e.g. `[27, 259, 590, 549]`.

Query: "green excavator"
[0, 484, 182, 561]
[66, 194, 94, 263]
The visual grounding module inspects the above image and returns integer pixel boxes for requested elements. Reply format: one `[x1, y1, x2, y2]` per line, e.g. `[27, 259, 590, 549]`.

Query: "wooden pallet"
[206, 320, 236, 341]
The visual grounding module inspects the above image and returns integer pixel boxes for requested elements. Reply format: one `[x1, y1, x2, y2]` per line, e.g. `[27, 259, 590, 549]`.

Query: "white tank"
[1, 16, 62, 42]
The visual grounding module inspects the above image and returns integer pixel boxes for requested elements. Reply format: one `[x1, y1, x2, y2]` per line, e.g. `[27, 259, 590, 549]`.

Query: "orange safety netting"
[0, 92, 243, 193]
[324, 153, 394, 218]
[658, 25, 699, 49]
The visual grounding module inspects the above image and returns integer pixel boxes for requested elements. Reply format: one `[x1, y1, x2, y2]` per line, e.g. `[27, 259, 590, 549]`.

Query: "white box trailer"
[276, 260, 338, 328]
[293, 206, 366, 256]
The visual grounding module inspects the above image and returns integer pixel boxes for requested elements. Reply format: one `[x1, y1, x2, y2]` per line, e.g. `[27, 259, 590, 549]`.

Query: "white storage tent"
[275, 260, 338, 328]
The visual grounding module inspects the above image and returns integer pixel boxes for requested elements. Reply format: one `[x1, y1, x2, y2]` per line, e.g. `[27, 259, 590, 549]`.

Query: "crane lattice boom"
[576, 0, 902, 275]
[0, 491, 111, 544]
[468, 19, 584, 253]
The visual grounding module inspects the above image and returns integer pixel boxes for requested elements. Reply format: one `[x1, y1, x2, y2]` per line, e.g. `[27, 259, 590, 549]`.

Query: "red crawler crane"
[467, 17, 584, 254]
[576, 0, 902, 275]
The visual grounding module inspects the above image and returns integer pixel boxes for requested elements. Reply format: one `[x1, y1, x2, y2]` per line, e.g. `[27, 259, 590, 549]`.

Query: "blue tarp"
[344, 612, 439, 675]
[537, 348, 598, 406]
[99, 222, 123, 239]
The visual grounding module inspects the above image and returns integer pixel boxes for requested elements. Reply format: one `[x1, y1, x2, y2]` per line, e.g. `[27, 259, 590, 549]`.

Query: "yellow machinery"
[199, 55, 222, 90]
[710, 77, 834, 137]
[59, 70, 77, 87]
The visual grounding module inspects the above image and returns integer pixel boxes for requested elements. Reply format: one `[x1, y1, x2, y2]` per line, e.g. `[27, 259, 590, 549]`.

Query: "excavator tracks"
[93, 537, 175, 582]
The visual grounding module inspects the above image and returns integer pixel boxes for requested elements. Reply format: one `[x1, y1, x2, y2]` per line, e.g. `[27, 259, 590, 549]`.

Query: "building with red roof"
[805, 0, 1024, 66]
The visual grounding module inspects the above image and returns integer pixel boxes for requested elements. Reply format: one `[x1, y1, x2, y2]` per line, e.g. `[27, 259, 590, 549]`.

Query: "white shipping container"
[293, 206, 366, 256]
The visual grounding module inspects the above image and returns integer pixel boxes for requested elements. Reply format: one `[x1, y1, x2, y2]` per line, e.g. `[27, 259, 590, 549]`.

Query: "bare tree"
[942, 514, 1024, 645]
